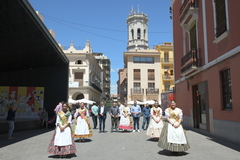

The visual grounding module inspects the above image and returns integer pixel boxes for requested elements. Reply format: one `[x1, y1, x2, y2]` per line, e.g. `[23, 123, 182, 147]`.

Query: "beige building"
[63, 41, 102, 103]
[124, 50, 161, 102]
[92, 53, 111, 101]
[155, 42, 174, 93]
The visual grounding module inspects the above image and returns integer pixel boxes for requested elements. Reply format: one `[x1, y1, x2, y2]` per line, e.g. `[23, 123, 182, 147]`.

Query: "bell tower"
[127, 6, 149, 51]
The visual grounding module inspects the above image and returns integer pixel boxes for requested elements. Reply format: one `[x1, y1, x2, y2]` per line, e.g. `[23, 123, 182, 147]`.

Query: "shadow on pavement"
[146, 138, 159, 142]
[0, 128, 54, 148]
[117, 130, 132, 133]
[74, 139, 92, 143]
[188, 128, 240, 152]
[48, 153, 77, 159]
[158, 150, 189, 156]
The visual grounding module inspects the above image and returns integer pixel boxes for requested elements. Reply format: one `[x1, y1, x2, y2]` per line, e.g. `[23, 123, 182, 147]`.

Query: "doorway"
[192, 81, 209, 131]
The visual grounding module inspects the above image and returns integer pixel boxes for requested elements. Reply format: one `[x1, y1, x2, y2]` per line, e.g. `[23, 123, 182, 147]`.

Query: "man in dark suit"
[98, 101, 108, 133]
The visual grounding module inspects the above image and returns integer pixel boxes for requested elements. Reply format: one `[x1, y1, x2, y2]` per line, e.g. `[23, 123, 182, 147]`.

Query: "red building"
[171, 0, 240, 145]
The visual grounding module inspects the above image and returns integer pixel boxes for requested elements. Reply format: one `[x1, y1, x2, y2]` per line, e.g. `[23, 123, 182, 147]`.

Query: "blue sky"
[28, 0, 173, 94]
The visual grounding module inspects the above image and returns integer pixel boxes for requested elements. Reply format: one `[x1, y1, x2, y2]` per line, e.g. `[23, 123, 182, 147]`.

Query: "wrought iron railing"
[131, 88, 144, 95]
[146, 88, 159, 95]
[180, 0, 199, 21]
[161, 58, 174, 63]
[162, 74, 174, 80]
[91, 82, 102, 93]
[181, 48, 201, 73]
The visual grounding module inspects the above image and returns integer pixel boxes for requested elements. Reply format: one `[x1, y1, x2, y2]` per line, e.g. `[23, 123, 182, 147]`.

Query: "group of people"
[47, 99, 190, 157]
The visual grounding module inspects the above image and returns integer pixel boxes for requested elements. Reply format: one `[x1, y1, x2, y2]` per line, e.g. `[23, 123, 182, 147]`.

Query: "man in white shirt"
[98, 102, 108, 133]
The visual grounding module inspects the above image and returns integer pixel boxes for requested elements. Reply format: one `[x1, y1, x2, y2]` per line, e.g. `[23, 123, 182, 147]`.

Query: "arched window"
[144, 29, 146, 39]
[137, 28, 141, 39]
[75, 60, 82, 64]
[131, 29, 134, 39]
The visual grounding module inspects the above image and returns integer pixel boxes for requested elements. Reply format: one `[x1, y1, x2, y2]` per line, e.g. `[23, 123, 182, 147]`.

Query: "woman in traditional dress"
[146, 101, 164, 141]
[158, 100, 190, 153]
[74, 102, 92, 142]
[47, 102, 76, 157]
[118, 102, 133, 131]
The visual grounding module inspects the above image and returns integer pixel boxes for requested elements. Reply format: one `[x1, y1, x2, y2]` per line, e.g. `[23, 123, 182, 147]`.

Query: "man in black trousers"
[98, 101, 108, 133]
[109, 102, 119, 133]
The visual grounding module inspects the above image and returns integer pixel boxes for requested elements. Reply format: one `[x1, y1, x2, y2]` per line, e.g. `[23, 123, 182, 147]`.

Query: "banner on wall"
[0, 86, 44, 118]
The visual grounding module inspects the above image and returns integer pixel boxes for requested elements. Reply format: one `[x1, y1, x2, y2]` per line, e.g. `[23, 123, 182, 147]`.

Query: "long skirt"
[74, 118, 92, 138]
[158, 122, 190, 152]
[118, 115, 133, 130]
[146, 117, 163, 138]
[47, 128, 76, 155]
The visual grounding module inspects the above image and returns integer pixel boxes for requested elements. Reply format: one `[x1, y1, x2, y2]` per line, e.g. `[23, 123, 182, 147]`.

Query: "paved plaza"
[0, 117, 239, 160]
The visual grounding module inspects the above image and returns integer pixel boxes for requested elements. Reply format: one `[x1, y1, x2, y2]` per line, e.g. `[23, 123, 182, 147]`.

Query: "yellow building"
[155, 42, 174, 93]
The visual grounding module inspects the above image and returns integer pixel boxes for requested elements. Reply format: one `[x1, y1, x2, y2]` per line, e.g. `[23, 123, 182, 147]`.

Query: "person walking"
[118, 102, 133, 131]
[141, 103, 151, 130]
[109, 102, 119, 133]
[74, 102, 92, 142]
[130, 100, 141, 132]
[47, 102, 76, 157]
[158, 100, 190, 153]
[146, 101, 164, 141]
[6, 103, 17, 139]
[91, 103, 98, 129]
[41, 108, 48, 129]
[98, 102, 108, 133]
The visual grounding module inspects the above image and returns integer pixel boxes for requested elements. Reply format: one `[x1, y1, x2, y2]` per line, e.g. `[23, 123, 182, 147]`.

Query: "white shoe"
[132, 130, 136, 132]
[137, 130, 140, 132]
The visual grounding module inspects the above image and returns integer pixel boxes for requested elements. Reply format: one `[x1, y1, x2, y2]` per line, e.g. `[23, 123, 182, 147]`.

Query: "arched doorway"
[76, 93, 84, 100]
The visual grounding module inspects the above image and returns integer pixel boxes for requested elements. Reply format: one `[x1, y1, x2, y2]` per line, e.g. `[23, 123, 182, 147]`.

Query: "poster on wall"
[0, 86, 44, 119]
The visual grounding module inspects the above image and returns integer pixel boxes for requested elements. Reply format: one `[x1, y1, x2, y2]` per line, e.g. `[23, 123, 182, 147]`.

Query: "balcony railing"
[146, 88, 159, 95]
[161, 58, 174, 63]
[90, 82, 102, 93]
[180, 0, 199, 22]
[131, 88, 144, 95]
[181, 48, 201, 75]
[105, 85, 110, 88]
[162, 74, 174, 80]
[102, 63, 110, 66]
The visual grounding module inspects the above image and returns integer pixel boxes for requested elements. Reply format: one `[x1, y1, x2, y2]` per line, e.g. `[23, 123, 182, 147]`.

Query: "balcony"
[162, 74, 174, 80]
[102, 63, 110, 67]
[105, 77, 110, 81]
[161, 58, 174, 64]
[105, 85, 110, 88]
[181, 48, 201, 76]
[131, 88, 144, 95]
[90, 82, 102, 93]
[179, 0, 199, 22]
[146, 88, 159, 95]
[105, 70, 110, 74]
[69, 80, 83, 87]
